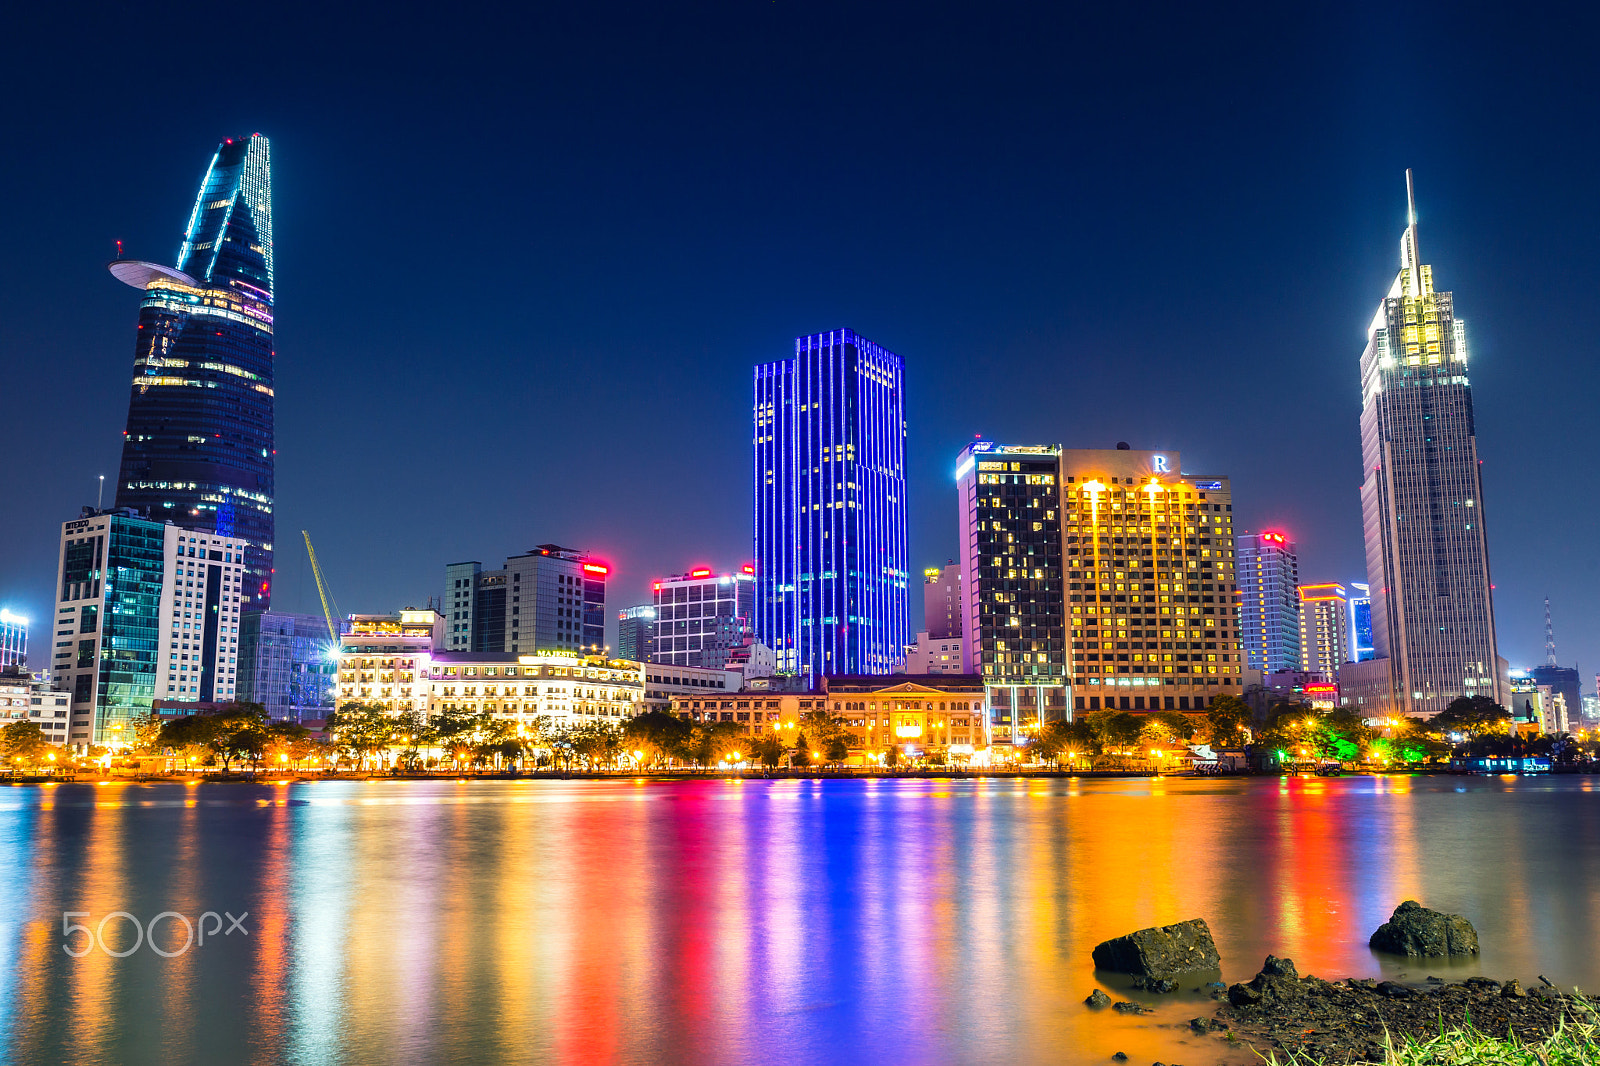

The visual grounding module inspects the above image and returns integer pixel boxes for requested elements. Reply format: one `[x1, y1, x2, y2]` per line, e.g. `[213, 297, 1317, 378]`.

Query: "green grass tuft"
[1260, 1004, 1599, 1065]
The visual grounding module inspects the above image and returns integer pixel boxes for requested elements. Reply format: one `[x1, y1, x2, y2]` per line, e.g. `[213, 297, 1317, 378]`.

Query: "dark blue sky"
[2, 3, 1596, 677]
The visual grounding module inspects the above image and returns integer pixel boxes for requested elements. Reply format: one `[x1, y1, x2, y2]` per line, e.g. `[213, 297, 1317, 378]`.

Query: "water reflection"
[1, 776, 1599, 1065]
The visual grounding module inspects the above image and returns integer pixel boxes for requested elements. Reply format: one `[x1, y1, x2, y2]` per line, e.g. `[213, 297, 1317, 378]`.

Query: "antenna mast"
[1544, 597, 1557, 666]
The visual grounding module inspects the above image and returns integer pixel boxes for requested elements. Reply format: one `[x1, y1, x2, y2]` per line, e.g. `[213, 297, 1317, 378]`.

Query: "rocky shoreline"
[1211, 957, 1591, 1063]
[1084, 906, 1595, 1065]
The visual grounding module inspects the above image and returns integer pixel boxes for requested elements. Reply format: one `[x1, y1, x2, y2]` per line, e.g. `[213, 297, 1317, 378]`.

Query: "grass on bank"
[1263, 1013, 1599, 1066]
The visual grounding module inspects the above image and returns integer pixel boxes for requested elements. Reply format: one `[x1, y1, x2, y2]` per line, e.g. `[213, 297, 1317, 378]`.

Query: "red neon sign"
[741, 564, 755, 574]
[582, 563, 609, 575]
[690, 568, 712, 578]
[1261, 531, 1286, 544]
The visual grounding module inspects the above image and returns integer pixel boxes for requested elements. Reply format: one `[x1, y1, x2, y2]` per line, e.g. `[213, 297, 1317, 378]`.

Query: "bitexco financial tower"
[109, 134, 276, 610]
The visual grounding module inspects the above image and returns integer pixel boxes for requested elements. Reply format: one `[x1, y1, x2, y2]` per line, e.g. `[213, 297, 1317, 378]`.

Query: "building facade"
[1298, 583, 1350, 677]
[444, 545, 608, 656]
[1236, 531, 1300, 675]
[238, 611, 341, 722]
[0, 608, 27, 669]
[905, 632, 965, 674]
[923, 563, 962, 639]
[667, 675, 987, 762]
[617, 605, 655, 663]
[1061, 448, 1243, 713]
[651, 567, 754, 668]
[423, 652, 643, 729]
[0, 666, 70, 746]
[110, 135, 276, 610]
[753, 328, 909, 679]
[1356, 173, 1502, 716]
[336, 611, 445, 715]
[955, 442, 1067, 738]
[1509, 674, 1567, 735]
[54, 510, 248, 748]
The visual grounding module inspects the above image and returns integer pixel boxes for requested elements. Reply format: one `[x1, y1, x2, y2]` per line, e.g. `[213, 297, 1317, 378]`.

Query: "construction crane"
[303, 531, 343, 646]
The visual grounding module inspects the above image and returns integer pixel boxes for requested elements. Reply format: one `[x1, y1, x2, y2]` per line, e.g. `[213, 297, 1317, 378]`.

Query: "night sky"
[2, 3, 1597, 679]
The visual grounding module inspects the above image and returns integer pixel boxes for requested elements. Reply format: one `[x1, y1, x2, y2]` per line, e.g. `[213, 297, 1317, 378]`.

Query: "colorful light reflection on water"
[2, 775, 1599, 1065]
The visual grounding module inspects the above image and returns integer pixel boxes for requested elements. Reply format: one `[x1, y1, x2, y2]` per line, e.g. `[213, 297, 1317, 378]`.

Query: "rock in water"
[1228, 957, 1306, 1007]
[1369, 901, 1479, 957]
[1085, 989, 1111, 1008]
[1091, 919, 1222, 979]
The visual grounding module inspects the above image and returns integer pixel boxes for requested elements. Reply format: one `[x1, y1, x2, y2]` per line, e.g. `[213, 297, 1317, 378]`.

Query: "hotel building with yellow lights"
[1060, 447, 1246, 712]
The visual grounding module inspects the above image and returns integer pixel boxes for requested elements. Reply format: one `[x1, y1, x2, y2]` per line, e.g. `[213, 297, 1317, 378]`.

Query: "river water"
[1, 775, 1597, 1065]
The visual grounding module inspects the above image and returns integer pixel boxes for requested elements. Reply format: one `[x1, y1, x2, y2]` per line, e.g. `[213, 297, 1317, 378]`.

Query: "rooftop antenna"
[96, 474, 104, 510]
[1544, 597, 1557, 666]
[1405, 169, 1421, 296]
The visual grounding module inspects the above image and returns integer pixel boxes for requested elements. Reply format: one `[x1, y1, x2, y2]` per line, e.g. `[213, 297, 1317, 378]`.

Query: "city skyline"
[2, 5, 1597, 682]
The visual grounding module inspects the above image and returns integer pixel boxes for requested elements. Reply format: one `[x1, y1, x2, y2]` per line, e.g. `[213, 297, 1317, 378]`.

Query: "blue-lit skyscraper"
[110, 134, 276, 611]
[753, 329, 909, 679]
[1349, 582, 1375, 661]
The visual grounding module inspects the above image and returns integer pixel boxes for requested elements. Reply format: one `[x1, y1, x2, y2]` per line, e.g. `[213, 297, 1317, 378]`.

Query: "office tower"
[444, 545, 607, 655]
[55, 510, 248, 748]
[336, 611, 445, 716]
[237, 611, 342, 722]
[753, 328, 909, 679]
[1237, 531, 1300, 674]
[923, 563, 962, 639]
[1347, 172, 1503, 716]
[651, 566, 754, 669]
[1349, 582, 1375, 661]
[0, 608, 26, 669]
[617, 605, 656, 663]
[109, 135, 276, 610]
[1298, 583, 1350, 677]
[1059, 446, 1242, 713]
[955, 442, 1067, 738]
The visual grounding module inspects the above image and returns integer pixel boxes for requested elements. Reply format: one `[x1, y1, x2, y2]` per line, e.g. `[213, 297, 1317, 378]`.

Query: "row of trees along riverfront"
[1, 694, 1595, 775]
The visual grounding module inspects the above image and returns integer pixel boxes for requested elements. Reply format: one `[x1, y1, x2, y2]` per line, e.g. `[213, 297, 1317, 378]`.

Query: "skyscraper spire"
[1545, 597, 1557, 666]
[1403, 169, 1422, 296]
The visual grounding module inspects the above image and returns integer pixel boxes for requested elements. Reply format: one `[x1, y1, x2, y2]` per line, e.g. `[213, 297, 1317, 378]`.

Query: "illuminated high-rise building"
[956, 442, 1067, 738]
[444, 546, 608, 655]
[651, 566, 755, 668]
[110, 134, 276, 611]
[1059, 447, 1242, 714]
[0, 608, 27, 670]
[753, 329, 909, 679]
[1236, 530, 1299, 674]
[1343, 172, 1504, 716]
[1349, 582, 1375, 661]
[1298, 583, 1349, 677]
[54, 509, 248, 748]
[617, 605, 656, 663]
